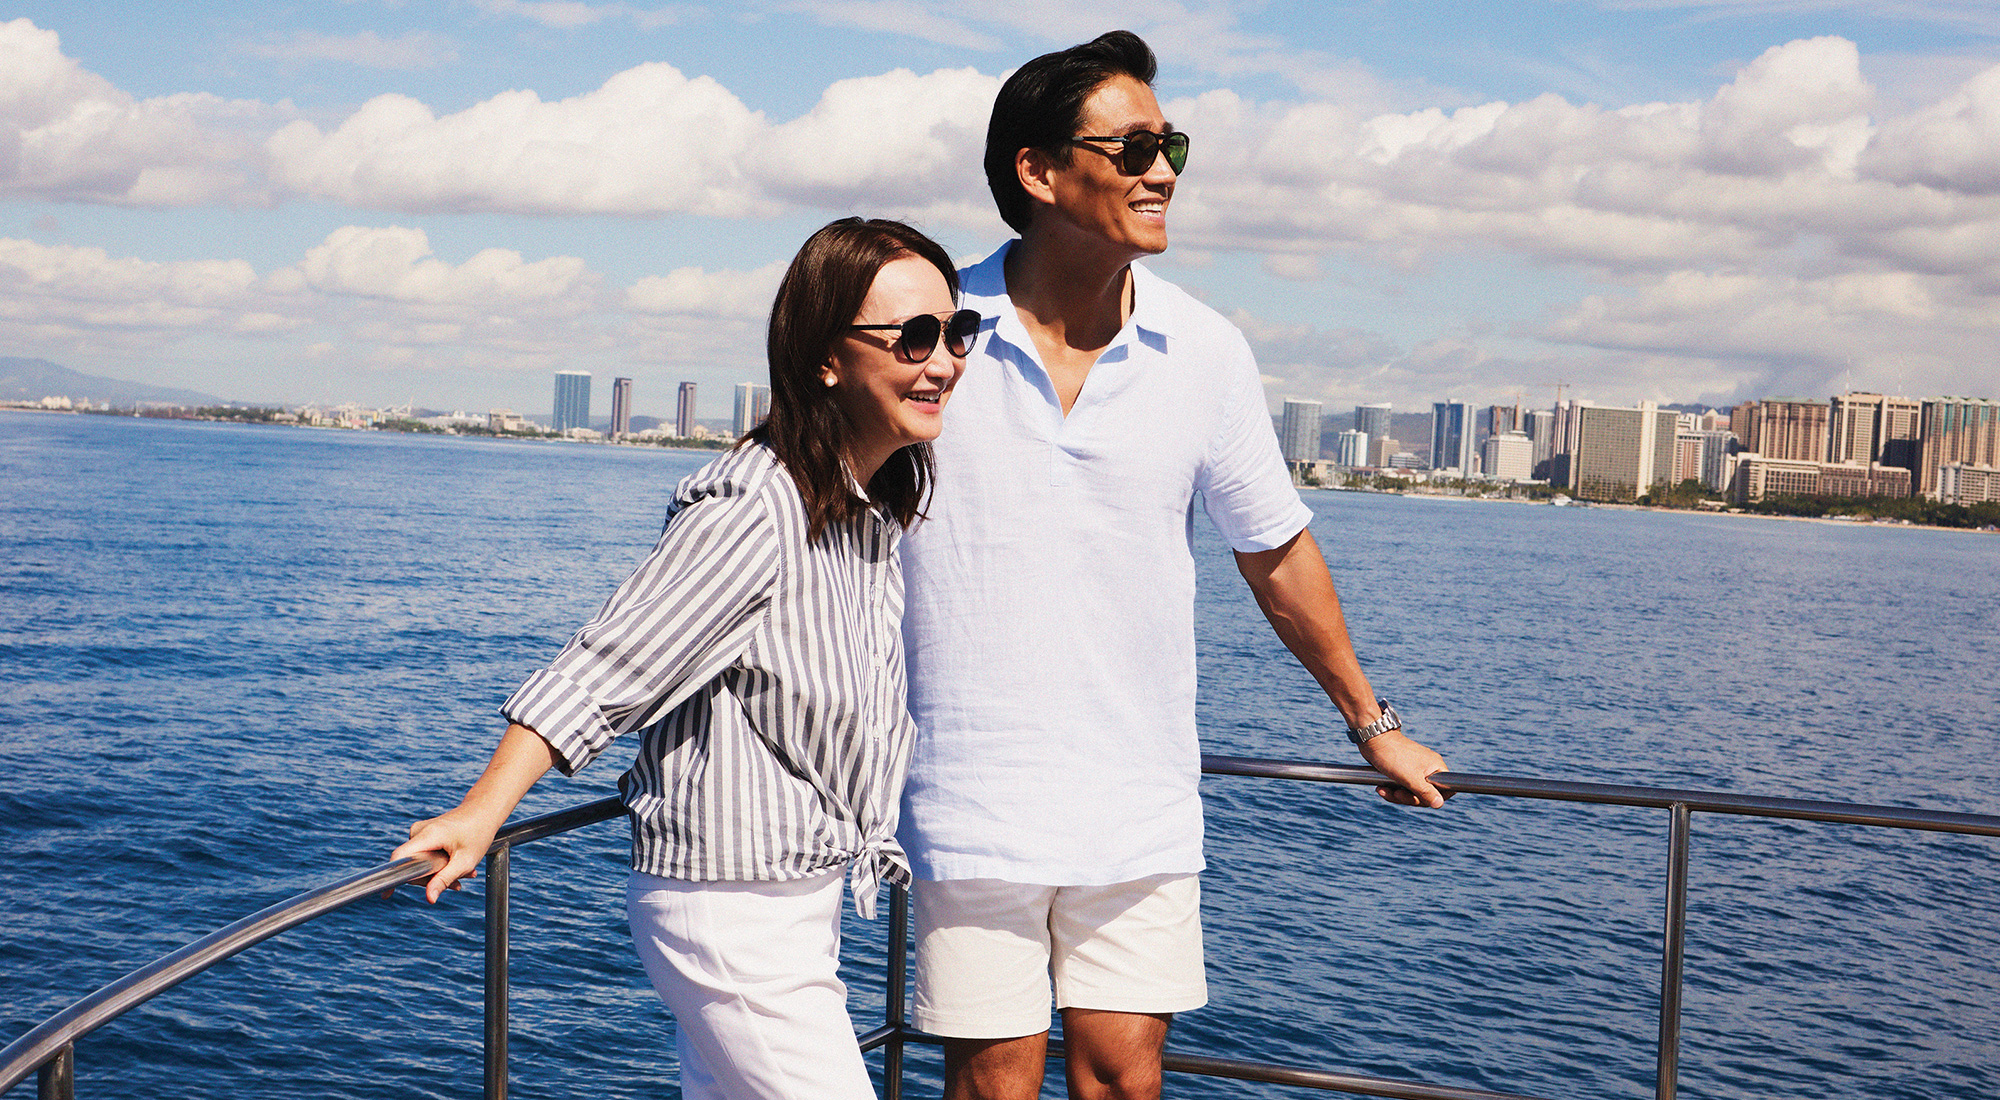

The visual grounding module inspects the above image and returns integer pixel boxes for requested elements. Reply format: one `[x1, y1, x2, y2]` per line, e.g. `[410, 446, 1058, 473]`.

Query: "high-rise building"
[1731, 457, 1911, 503]
[1938, 462, 2000, 505]
[1742, 398, 1830, 462]
[1523, 407, 1558, 479]
[1571, 402, 1678, 501]
[610, 376, 633, 439]
[733, 382, 771, 436]
[1829, 392, 1922, 469]
[1547, 399, 1595, 488]
[1685, 429, 1736, 492]
[1280, 399, 1323, 464]
[1334, 429, 1368, 467]
[1917, 396, 2000, 497]
[1430, 401, 1473, 473]
[1368, 435, 1401, 468]
[675, 381, 698, 438]
[1482, 430, 1535, 481]
[553, 370, 591, 433]
[1354, 403, 1392, 445]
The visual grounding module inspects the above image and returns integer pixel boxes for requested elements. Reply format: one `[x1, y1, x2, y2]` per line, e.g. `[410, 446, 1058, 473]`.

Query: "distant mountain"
[0, 357, 223, 408]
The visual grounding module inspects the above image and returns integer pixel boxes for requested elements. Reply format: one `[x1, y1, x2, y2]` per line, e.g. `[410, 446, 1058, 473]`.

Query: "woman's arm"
[392, 723, 558, 903]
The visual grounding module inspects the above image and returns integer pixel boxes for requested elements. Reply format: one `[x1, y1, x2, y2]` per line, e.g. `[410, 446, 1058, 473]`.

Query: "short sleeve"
[1196, 330, 1314, 552]
[501, 482, 781, 776]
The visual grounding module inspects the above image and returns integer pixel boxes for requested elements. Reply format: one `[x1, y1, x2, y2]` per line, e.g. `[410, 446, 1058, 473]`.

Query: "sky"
[6, 1, 2000, 422]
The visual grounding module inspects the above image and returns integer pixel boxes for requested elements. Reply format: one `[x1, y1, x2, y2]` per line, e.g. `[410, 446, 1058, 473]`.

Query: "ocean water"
[2, 410, 1996, 1099]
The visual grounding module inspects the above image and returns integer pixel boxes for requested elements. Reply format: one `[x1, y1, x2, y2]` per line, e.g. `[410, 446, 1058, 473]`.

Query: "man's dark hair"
[751, 217, 958, 539]
[983, 30, 1158, 233]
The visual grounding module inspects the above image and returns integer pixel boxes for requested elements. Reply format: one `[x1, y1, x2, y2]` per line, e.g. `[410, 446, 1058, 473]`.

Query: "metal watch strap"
[1346, 700, 1401, 746]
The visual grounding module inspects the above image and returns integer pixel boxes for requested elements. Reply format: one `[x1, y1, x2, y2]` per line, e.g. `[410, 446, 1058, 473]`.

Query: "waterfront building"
[1737, 398, 1829, 463]
[1917, 396, 2000, 497]
[1829, 392, 1921, 470]
[552, 370, 591, 434]
[1547, 399, 1596, 488]
[1685, 429, 1735, 493]
[1387, 451, 1424, 470]
[1368, 435, 1401, 468]
[733, 382, 771, 436]
[1673, 433, 1703, 486]
[1820, 463, 1912, 499]
[610, 377, 633, 439]
[1354, 403, 1392, 446]
[1280, 399, 1323, 464]
[1334, 429, 1368, 468]
[1523, 407, 1557, 478]
[1431, 401, 1473, 473]
[1570, 402, 1678, 502]
[1731, 457, 1912, 503]
[1482, 430, 1535, 482]
[1938, 462, 2000, 505]
[675, 381, 697, 438]
[488, 408, 525, 433]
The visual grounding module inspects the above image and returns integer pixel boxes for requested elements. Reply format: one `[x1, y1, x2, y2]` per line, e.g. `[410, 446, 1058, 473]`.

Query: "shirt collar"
[964, 240, 1177, 350]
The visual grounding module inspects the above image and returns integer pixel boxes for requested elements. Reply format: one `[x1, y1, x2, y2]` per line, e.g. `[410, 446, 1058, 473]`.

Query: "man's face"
[1042, 74, 1176, 257]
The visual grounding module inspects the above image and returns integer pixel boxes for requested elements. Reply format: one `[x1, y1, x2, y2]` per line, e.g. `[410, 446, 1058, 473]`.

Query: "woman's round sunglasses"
[1069, 129, 1190, 176]
[850, 308, 982, 361]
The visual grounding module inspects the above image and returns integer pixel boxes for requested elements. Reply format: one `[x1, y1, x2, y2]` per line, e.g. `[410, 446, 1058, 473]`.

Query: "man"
[897, 30, 1450, 1100]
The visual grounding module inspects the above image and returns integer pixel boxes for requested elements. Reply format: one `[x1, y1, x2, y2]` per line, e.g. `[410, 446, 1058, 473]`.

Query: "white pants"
[626, 869, 875, 1100]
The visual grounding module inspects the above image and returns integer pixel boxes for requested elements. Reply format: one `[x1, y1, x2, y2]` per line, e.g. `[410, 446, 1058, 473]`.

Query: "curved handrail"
[0, 795, 627, 1093]
[5, 768, 1997, 1096]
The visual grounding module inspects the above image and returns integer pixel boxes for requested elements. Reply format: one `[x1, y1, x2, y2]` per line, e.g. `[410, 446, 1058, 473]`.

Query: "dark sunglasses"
[850, 308, 981, 361]
[1070, 129, 1189, 175]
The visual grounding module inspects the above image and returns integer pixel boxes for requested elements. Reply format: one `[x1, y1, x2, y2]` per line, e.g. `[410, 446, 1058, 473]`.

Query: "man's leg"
[1049, 873, 1204, 1100]
[1061, 1009, 1170, 1100]
[914, 879, 1063, 1100]
[943, 1033, 1049, 1100]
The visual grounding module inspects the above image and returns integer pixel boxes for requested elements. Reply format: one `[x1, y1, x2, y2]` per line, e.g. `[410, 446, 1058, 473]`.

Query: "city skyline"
[5, 6, 2000, 420]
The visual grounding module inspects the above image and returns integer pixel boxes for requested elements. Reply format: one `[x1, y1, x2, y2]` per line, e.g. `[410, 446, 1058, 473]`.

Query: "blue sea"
[2, 410, 1997, 1099]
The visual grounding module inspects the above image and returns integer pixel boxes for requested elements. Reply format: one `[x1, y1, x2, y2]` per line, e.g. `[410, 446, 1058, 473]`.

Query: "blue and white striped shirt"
[502, 443, 914, 917]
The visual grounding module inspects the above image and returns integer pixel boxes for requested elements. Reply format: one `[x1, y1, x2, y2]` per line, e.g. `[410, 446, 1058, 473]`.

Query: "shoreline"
[1304, 484, 1997, 534]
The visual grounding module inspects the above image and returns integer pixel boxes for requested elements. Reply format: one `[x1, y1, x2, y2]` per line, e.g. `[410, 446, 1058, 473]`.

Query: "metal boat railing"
[5, 756, 1998, 1100]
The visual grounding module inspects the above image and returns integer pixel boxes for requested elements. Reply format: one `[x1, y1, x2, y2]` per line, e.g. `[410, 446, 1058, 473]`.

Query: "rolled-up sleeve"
[503, 483, 780, 776]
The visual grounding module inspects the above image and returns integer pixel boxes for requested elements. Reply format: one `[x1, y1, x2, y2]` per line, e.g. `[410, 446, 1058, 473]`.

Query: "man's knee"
[943, 1033, 1049, 1100]
[1061, 1009, 1170, 1100]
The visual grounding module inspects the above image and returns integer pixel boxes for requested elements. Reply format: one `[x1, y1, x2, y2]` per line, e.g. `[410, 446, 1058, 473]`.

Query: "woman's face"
[826, 255, 966, 473]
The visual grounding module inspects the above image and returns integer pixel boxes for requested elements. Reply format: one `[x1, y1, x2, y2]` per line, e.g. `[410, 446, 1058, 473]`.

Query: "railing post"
[36, 1044, 72, 1100]
[1657, 803, 1690, 1100]
[485, 844, 511, 1100]
[884, 883, 909, 1100]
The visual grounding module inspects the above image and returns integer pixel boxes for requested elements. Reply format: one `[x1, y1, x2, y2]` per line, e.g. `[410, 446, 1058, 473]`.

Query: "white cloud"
[278, 225, 597, 310]
[0, 19, 271, 205]
[265, 63, 770, 216]
[472, 0, 687, 31]
[0, 237, 261, 330]
[748, 67, 997, 213]
[625, 261, 787, 319]
[239, 30, 459, 71]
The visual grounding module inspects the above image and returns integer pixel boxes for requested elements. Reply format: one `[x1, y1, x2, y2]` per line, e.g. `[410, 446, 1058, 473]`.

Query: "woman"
[394, 217, 978, 1099]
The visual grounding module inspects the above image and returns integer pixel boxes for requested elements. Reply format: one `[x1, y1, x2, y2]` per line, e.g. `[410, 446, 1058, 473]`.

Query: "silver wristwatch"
[1346, 700, 1401, 746]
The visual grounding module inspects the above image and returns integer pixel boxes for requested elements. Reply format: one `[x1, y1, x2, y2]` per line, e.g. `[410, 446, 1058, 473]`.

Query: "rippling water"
[2, 411, 1996, 1099]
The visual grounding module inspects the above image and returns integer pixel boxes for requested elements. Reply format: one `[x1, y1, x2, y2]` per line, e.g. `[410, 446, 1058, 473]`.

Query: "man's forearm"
[1233, 528, 1382, 727]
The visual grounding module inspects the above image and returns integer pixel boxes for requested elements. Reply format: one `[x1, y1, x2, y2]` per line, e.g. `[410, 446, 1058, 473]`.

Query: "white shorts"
[626, 869, 874, 1100]
[910, 873, 1207, 1039]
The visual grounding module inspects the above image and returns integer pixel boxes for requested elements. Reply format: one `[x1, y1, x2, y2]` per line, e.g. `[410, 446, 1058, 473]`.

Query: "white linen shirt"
[897, 241, 1313, 886]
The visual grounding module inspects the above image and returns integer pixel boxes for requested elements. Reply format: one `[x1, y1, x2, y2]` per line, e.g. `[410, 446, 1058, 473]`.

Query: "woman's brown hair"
[749, 217, 960, 539]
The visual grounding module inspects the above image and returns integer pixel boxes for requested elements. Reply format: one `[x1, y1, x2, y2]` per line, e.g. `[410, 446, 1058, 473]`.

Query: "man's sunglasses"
[1070, 129, 1189, 176]
[850, 308, 982, 361]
